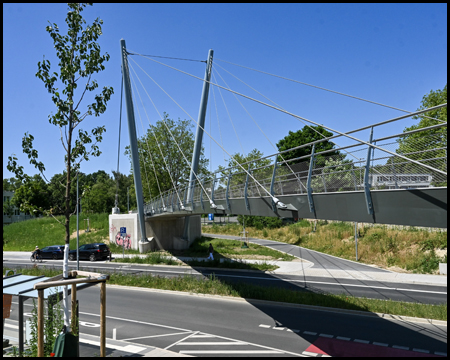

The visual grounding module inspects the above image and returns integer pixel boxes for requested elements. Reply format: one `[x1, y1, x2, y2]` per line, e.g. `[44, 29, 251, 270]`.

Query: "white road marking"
[179, 350, 284, 354]
[122, 331, 192, 341]
[354, 339, 370, 344]
[179, 342, 248, 345]
[303, 351, 319, 356]
[413, 348, 430, 353]
[303, 331, 317, 335]
[79, 337, 146, 353]
[319, 333, 333, 338]
[392, 345, 409, 350]
[4, 323, 18, 329]
[435, 352, 447, 356]
[165, 331, 199, 350]
[273, 327, 285, 330]
[191, 334, 216, 338]
[259, 324, 271, 328]
[372, 342, 388, 347]
[336, 336, 350, 341]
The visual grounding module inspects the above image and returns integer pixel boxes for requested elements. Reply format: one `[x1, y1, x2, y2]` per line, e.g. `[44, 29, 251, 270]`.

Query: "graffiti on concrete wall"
[115, 232, 131, 249]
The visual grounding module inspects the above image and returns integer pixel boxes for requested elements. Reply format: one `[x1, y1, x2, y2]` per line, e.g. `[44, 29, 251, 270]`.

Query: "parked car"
[68, 243, 110, 262]
[39, 245, 65, 260]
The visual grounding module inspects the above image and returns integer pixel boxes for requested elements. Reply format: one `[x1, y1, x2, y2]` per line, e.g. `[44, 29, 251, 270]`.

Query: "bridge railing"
[143, 108, 446, 215]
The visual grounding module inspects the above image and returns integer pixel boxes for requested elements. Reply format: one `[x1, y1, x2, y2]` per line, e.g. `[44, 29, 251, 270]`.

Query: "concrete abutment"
[109, 213, 201, 252]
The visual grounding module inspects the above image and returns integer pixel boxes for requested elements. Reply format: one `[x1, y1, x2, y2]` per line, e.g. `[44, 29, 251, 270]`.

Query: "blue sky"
[3, 3, 447, 181]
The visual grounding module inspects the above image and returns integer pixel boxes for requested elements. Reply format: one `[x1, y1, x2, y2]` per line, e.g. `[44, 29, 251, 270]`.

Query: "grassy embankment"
[205, 220, 447, 274]
[3, 216, 447, 320]
[3, 266, 447, 321]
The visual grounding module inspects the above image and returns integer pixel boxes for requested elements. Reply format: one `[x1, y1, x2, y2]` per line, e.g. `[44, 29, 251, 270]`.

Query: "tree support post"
[120, 39, 149, 253]
[100, 281, 106, 357]
[364, 128, 374, 215]
[37, 289, 44, 357]
[307, 144, 316, 214]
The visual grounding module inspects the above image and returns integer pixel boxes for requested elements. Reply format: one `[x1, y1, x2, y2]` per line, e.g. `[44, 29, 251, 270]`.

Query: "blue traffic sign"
[120, 227, 126, 235]
[208, 214, 214, 221]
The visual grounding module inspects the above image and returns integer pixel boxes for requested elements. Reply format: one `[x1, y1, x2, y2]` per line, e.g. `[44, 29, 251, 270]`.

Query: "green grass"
[113, 252, 279, 271]
[204, 221, 448, 274]
[3, 213, 110, 251]
[168, 236, 296, 261]
[4, 267, 446, 321]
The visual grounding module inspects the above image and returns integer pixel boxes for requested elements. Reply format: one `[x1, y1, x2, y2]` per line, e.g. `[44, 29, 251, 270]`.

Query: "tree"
[12, 174, 50, 216]
[276, 125, 339, 166]
[7, 3, 113, 330]
[125, 113, 209, 201]
[3, 177, 22, 192]
[395, 85, 447, 184]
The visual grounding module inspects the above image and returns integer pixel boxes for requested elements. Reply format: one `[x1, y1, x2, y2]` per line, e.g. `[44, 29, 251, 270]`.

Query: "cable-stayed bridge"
[114, 40, 447, 251]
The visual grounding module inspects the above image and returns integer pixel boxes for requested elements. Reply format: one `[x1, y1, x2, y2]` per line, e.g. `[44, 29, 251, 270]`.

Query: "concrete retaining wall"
[109, 213, 201, 251]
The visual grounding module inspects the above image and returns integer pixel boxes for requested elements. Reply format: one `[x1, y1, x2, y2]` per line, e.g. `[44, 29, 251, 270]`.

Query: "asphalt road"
[3, 254, 447, 305]
[6, 285, 447, 357]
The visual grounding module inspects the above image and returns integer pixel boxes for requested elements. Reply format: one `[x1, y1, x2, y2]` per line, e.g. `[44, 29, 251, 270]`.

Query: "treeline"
[3, 170, 137, 216]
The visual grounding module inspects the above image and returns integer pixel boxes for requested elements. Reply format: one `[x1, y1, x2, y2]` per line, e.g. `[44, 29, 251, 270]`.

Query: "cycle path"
[202, 233, 447, 286]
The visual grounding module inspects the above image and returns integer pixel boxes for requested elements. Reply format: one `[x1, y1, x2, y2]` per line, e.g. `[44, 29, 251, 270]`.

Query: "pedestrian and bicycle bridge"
[112, 39, 447, 252]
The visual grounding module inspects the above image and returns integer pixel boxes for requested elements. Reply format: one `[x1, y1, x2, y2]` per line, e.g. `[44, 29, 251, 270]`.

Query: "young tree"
[7, 3, 113, 329]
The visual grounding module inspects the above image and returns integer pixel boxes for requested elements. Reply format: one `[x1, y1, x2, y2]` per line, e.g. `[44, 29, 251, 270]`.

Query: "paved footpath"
[202, 233, 447, 286]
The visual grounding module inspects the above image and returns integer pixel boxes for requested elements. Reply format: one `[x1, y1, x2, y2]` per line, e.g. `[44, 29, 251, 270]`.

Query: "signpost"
[120, 227, 126, 258]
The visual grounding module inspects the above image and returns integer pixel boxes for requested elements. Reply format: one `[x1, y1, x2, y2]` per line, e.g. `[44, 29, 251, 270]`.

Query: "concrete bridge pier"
[109, 213, 201, 252]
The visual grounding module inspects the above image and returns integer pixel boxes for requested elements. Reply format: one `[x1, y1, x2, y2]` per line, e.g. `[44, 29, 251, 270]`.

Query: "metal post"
[77, 173, 79, 270]
[354, 222, 358, 261]
[307, 144, 316, 213]
[351, 163, 357, 191]
[186, 49, 214, 205]
[18, 296, 24, 355]
[210, 173, 217, 206]
[364, 128, 374, 215]
[244, 167, 250, 211]
[270, 156, 278, 212]
[120, 39, 148, 252]
[226, 171, 232, 210]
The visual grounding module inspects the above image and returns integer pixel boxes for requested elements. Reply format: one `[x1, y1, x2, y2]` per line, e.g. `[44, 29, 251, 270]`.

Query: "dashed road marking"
[372, 342, 388, 347]
[413, 348, 430, 354]
[353, 339, 370, 344]
[319, 333, 333, 338]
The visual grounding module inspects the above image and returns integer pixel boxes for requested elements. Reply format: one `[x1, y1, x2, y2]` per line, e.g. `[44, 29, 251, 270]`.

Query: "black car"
[39, 245, 65, 260]
[68, 243, 110, 262]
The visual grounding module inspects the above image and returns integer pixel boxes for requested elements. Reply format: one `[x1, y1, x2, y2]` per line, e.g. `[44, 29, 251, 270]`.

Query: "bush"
[237, 215, 283, 229]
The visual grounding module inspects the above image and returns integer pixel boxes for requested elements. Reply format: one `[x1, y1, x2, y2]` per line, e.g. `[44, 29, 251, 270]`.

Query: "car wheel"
[89, 254, 96, 262]
[69, 254, 75, 261]
[52, 254, 58, 260]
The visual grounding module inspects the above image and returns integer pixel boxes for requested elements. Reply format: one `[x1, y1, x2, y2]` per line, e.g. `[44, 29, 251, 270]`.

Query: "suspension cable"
[130, 73, 168, 205]
[213, 62, 391, 182]
[129, 59, 217, 208]
[128, 56, 289, 206]
[211, 70, 245, 156]
[211, 83, 226, 163]
[132, 54, 447, 176]
[129, 64, 184, 208]
[215, 58, 447, 124]
[213, 64, 307, 192]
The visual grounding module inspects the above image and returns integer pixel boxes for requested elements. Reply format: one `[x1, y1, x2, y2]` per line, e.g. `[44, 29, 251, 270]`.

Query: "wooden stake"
[37, 289, 44, 357]
[100, 281, 106, 357]
[71, 283, 77, 333]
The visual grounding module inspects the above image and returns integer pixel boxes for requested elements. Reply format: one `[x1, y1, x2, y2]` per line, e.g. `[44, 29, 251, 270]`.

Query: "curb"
[106, 284, 447, 326]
